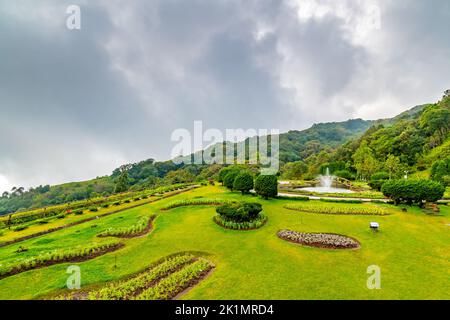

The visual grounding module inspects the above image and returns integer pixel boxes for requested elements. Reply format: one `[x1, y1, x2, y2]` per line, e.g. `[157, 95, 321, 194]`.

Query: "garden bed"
[213, 214, 268, 230]
[54, 253, 214, 300]
[0, 241, 125, 280]
[97, 215, 156, 238]
[284, 202, 391, 216]
[160, 199, 231, 211]
[277, 230, 360, 249]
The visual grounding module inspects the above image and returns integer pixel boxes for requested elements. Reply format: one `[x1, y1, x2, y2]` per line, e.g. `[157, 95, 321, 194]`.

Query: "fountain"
[320, 168, 333, 189]
[298, 167, 354, 194]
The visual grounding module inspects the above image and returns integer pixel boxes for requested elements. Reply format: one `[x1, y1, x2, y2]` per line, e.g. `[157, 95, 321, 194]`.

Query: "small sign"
[370, 222, 379, 229]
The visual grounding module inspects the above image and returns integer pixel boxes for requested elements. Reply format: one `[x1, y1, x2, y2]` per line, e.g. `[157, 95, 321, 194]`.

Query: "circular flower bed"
[213, 202, 267, 230]
[277, 230, 360, 249]
[213, 213, 268, 230]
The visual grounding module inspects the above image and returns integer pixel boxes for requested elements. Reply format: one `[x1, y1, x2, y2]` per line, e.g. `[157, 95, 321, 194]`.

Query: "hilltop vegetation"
[2, 95, 450, 215]
[314, 96, 450, 183]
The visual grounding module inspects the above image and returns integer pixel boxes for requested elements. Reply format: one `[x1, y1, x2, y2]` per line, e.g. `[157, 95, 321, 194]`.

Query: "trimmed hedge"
[381, 179, 445, 206]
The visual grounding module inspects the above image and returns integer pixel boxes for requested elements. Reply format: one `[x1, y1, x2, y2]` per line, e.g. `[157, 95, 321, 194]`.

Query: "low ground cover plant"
[319, 199, 364, 204]
[284, 202, 390, 215]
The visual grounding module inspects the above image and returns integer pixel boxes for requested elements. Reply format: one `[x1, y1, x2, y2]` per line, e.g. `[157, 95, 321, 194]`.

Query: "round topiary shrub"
[254, 175, 278, 199]
[223, 170, 240, 190]
[233, 172, 254, 194]
[214, 202, 267, 230]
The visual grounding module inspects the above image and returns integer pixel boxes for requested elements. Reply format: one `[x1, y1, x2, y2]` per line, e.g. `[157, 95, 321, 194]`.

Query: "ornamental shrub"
[381, 179, 445, 206]
[233, 172, 254, 194]
[254, 175, 278, 199]
[216, 202, 262, 223]
[223, 170, 240, 190]
[369, 171, 390, 191]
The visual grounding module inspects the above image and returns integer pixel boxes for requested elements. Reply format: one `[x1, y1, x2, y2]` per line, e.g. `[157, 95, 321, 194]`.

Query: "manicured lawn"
[0, 185, 448, 299]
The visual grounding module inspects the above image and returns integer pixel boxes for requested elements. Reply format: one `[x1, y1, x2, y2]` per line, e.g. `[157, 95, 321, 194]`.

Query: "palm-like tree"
[17, 187, 25, 195]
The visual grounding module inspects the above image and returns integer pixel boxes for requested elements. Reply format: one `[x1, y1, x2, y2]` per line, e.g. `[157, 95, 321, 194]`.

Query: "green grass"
[0, 185, 448, 300]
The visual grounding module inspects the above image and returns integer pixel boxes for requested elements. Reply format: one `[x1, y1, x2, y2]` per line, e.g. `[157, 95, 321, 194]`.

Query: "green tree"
[385, 154, 401, 179]
[369, 172, 390, 191]
[233, 172, 254, 194]
[430, 158, 450, 186]
[254, 175, 278, 199]
[280, 161, 308, 180]
[114, 171, 129, 194]
[352, 141, 378, 180]
[164, 169, 195, 184]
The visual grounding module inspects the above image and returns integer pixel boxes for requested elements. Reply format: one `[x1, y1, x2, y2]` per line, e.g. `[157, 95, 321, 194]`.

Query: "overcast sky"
[0, 0, 450, 192]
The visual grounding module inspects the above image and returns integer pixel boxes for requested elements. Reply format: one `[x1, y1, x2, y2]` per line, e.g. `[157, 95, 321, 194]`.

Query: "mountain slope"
[328, 96, 450, 178]
[1, 97, 447, 214]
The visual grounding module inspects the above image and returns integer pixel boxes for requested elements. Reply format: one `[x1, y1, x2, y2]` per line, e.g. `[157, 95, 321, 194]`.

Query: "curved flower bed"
[0, 241, 124, 279]
[277, 230, 360, 249]
[54, 252, 214, 300]
[284, 203, 390, 216]
[213, 214, 268, 230]
[97, 215, 155, 238]
[160, 199, 231, 211]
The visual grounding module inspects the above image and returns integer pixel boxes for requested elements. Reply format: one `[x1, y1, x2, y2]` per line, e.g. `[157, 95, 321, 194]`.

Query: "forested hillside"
[322, 95, 450, 181]
[2, 94, 449, 215]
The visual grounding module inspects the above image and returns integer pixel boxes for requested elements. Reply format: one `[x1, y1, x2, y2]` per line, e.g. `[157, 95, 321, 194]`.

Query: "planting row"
[284, 203, 390, 216]
[97, 215, 155, 238]
[0, 184, 194, 230]
[135, 258, 213, 300]
[56, 253, 214, 300]
[160, 198, 231, 211]
[277, 230, 360, 249]
[0, 241, 124, 279]
[89, 254, 196, 300]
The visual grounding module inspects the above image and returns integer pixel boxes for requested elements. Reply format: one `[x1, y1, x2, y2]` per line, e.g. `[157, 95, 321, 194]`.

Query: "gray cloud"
[0, 0, 449, 192]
